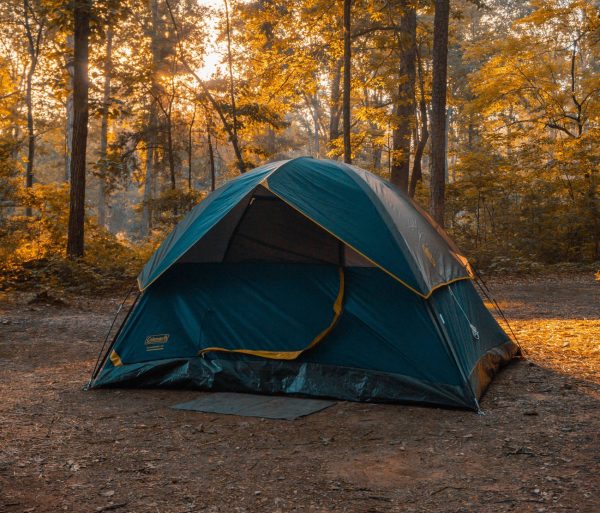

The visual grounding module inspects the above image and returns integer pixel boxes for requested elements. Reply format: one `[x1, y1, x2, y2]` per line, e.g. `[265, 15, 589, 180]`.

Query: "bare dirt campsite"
[1, 274, 598, 513]
[1, 0, 598, 512]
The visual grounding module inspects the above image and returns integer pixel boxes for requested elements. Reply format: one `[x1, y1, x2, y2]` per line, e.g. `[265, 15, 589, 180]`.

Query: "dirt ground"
[1, 274, 599, 513]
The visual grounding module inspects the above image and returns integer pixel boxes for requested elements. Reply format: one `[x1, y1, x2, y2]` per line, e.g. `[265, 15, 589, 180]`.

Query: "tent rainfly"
[90, 157, 518, 410]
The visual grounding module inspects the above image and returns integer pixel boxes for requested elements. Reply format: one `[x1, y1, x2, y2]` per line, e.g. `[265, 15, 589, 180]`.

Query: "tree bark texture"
[207, 131, 216, 192]
[224, 0, 244, 173]
[342, 0, 352, 164]
[329, 58, 342, 153]
[98, 24, 113, 229]
[430, 0, 450, 227]
[390, 5, 416, 193]
[23, 0, 44, 215]
[65, 34, 74, 182]
[142, 0, 160, 237]
[188, 104, 196, 191]
[409, 43, 428, 198]
[66, 0, 91, 259]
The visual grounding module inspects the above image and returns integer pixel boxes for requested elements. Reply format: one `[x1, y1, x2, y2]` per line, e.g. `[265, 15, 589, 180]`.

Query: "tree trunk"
[312, 93, 320, 157]
[166, 105, 176, 191]
[188, 105, 196, 192]
[342, 0, 352, 164]
[430, 0, 450, 227]
[207, 130, 216, 192]
[98, 24, 112, 229]
[223, 0, 244, 173]
[328, 57, 343, 152]
[66, 0, 91, 259]
[141, 117, 156, 237]
[23, 0, 42, 215]
[409, 43, 428, 198]
[390, 5, 416, 193]
[25, 63, 34, 190]
[65, 34, 74, 182]
[142, 0, 159, 237]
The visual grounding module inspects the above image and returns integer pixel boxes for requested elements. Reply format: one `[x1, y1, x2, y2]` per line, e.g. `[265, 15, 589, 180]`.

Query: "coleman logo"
[145, 334, 169, 351]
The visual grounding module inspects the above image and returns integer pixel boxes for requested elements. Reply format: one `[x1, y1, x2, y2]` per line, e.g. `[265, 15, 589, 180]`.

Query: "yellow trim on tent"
[199, 267, 345, 360]
[110, 350, 123, 367]
[262, 180, 470, 299]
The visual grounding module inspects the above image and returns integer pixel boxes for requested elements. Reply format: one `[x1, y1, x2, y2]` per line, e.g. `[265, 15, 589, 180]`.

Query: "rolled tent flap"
[198, 267, 345, 360]
[106, 263, 346, 367]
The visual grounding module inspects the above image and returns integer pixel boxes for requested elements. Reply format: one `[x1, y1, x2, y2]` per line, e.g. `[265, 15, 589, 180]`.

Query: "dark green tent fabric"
[91, 158, 517, 409]
[137, 157, 471, 297]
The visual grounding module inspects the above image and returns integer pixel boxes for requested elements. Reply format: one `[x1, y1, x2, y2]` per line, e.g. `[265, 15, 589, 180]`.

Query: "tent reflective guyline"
[89, 157, 518, 410]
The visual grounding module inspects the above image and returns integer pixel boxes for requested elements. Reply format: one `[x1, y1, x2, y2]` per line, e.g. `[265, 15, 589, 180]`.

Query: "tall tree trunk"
[23, 0, 43, 215]
[430, 0, 450, 227]
[313, 98, 320, 157]
[65, 34, 74, 182]
[141, 116, 156, 237]
[409, 43, 428, 198]
[342, 0, 352, 164]
[390, 5, 416, 193]
[223, 0, 244, 173]
[166, 105, 176, 190]
[207, 130, 216, 192]
[98, 24, 112, 229]
[66, 0, 91, 259]
[142, 0, 159, 237]
[368, 91, 383, 171]
[188, 105, 196, 192]
[24, 64, 34, 189]
[328, 57, 343, 153]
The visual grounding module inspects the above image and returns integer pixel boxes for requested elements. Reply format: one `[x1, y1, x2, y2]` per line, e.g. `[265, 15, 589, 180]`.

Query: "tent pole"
[86, 283, 140, 388]
[471, 268, 526, 358]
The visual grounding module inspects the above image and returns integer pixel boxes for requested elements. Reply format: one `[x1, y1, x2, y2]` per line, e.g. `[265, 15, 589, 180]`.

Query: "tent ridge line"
[335, 161, 432, 291]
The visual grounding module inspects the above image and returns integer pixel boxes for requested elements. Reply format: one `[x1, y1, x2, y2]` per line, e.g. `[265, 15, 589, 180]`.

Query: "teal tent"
[90, 157, 518, 410]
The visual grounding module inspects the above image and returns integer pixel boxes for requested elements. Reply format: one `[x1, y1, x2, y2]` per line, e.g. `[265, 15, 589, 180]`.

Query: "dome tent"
[90, 157, 518, 410]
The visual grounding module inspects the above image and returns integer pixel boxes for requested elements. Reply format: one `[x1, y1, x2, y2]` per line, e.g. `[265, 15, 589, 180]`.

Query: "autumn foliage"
[0, 0, 598, 292]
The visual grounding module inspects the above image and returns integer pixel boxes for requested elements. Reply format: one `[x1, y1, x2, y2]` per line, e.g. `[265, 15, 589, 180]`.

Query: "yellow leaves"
[467, 0, 598, 150]
[517, 0, 590, 28]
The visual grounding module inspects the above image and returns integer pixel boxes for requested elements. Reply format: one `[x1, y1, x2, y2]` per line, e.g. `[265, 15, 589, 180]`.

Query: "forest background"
[0, 0, 598, 293]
